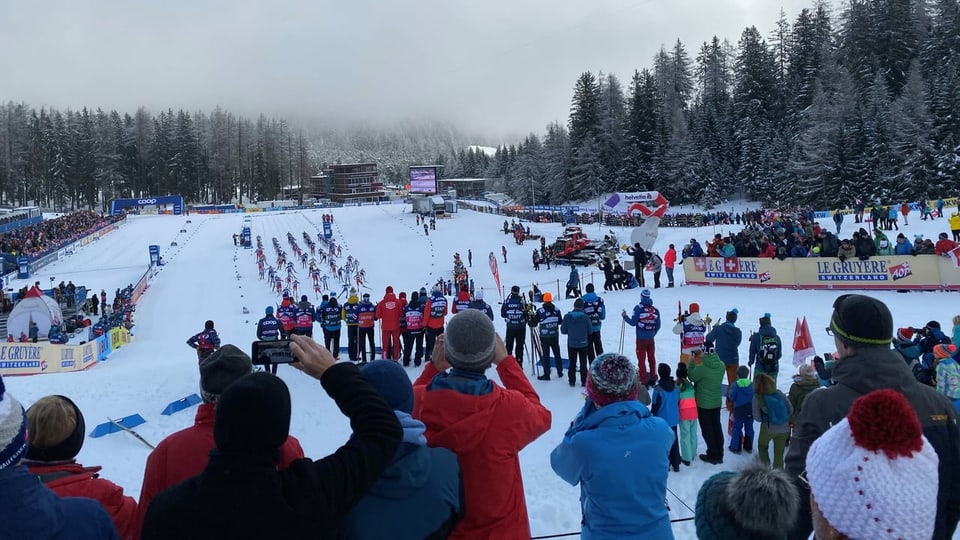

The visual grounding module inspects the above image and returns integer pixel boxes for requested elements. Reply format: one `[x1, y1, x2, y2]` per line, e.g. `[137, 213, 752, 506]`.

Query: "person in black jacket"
[339, 360, 463, 539]
[785, 294, 960, 540]
[142, 334, 402, 540]
[257, 307, 285, 375]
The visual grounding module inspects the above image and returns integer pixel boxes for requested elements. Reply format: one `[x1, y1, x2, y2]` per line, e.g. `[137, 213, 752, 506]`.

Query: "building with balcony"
[309, 163, 384, 204]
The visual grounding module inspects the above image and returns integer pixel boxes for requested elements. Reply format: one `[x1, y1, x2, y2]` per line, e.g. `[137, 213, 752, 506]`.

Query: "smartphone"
[251, 340, 297, 365]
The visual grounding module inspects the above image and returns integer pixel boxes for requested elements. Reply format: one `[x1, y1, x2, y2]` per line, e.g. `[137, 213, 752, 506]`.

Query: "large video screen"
[409, 167, 437, 194]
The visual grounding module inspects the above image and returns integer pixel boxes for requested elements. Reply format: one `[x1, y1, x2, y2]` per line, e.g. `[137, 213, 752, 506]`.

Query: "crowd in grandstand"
[0, 211, 121, 257]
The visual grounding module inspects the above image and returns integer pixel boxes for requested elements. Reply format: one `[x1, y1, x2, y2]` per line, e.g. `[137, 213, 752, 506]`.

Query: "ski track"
[7, 205, 958, 539]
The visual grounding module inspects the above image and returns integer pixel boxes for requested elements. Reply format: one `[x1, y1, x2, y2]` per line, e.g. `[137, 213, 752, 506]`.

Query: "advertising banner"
[0, 342, 99, 376]
[602, 192, 665, 214]
[684, 257, 795, 287]
[793, 256, 940, 289]
[683, 255, 952, 290]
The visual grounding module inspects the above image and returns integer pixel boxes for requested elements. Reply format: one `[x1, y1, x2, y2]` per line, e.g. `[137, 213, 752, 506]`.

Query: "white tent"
[7, 286, 63, 340]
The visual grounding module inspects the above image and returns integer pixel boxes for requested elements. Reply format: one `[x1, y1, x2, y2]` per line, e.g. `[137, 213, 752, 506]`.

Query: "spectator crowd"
[0, 211, 122, 258]
[1, 287, 958, 539]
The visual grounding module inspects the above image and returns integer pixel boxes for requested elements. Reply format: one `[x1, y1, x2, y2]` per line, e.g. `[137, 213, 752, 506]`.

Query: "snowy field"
[5, 204, 957, 539]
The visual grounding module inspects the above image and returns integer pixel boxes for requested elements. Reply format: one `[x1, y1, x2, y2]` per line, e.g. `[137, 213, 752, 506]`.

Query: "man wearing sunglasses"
[785, 294, 960, 540]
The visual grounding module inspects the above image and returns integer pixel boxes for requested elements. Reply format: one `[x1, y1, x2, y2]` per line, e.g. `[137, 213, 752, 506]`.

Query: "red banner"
[489, 252, 502, 300]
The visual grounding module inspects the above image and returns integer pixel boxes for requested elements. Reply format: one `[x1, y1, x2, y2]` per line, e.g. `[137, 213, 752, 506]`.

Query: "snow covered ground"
[5, 204, 956, 539]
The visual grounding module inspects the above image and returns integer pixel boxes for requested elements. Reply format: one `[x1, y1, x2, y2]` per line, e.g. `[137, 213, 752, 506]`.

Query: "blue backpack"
[763, 392, 789, 425]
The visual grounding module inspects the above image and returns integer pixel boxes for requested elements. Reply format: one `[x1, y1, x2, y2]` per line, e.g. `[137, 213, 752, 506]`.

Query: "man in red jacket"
[663, 244, 677, 288]
[413, 310, 552, 539]
[376, 286, 403, 361]
[134, 345, 304, 538]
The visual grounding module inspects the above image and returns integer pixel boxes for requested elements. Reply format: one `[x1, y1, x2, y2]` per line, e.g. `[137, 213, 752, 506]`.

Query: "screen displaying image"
[410, 167, 437, 194]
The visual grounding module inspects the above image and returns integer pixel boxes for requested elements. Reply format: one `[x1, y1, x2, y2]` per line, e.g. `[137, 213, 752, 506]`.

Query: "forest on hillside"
[441, 0, 960, 209]
[0, 105, 474, 210]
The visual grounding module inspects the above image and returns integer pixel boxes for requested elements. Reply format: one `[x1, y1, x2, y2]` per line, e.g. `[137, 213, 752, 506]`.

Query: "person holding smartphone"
[142, 335, 402, 539]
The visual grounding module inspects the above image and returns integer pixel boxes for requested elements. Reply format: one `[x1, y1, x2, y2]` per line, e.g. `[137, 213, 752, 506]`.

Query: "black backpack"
[758, 334, 780, 367]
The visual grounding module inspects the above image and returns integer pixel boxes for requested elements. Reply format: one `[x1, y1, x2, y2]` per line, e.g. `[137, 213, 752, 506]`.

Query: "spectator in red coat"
[134, 345, 304, 539]
[376, 286, 403, 361]
[413, 309, 552, 539]
[935, 232, 959, 256]
[24, 395, 138, 539]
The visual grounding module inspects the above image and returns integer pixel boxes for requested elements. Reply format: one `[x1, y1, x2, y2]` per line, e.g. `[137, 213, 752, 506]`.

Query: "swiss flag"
[693, 257, 708, 272]
[793, 316, 816, 367]
[949, 246, 960, 268]
[723, 257, 739, 272]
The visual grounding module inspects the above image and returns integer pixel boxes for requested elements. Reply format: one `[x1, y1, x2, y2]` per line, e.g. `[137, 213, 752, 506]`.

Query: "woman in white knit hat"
[805, 389, 940, 540]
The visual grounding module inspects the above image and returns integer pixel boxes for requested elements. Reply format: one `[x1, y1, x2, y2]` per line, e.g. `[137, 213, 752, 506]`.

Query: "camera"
[251, 340, 297, 365]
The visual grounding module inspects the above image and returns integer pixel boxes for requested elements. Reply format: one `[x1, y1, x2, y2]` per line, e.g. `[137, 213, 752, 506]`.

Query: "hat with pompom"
[806, 389, 939, 540]
[640, 289, 652, 306]
[897, 327, 914, 341]
[585, 354, 638, 407]
[759, 312, 772, 326]
[934, 344, 956, 360]
[726, 308, 738, 323]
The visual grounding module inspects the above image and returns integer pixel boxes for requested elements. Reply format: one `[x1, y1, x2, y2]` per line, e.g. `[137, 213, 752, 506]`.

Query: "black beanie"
[657, 363, 671, 380]
[829, 294, 893, 346]
[214, 372, 290, 456]
[726, 309, 738, 323]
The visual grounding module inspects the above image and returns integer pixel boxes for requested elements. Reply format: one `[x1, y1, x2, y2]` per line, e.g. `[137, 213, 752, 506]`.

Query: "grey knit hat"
[444, 310, 496, 372]
[200, 344, 254, 403]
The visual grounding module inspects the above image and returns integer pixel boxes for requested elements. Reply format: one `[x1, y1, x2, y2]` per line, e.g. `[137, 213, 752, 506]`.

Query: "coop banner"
[683, 257, 795, 287]
[0, 342, 98, 376]
[684, 256, 949, 290]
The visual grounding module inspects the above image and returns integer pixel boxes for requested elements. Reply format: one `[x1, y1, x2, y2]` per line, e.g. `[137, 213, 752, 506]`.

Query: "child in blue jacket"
[728, 365, 754, 454]
[651, 363, 681, 472]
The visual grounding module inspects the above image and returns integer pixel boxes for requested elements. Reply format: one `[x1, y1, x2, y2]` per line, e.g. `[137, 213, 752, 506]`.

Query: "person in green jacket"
[687, 343, 725, 464]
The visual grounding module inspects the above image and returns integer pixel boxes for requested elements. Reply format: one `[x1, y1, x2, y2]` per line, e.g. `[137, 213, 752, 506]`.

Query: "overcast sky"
[1, 0, 824, 140]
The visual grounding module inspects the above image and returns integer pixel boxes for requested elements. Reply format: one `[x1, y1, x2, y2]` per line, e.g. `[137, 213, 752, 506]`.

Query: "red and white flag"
[793, 316, 816, 367]
[489, 252, 502, 300]
[949, 246, 960, 268]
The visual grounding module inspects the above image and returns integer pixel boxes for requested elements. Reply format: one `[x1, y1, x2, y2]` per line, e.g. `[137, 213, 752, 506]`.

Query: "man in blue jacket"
[622, 289, 661, 386]
[340, 360, 463, 539]
[581, 283, 606, 359]
[562, 298, 592, 387]
[706, 308, 744, 408]
[533, 292, 563, 381]
[551, 354, 674, 539]
[501, 285, 528, 367]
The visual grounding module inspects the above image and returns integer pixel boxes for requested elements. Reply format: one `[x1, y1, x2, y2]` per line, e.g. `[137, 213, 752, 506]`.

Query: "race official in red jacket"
[413, 310, 552, 539]
[376, 286, 403, 361]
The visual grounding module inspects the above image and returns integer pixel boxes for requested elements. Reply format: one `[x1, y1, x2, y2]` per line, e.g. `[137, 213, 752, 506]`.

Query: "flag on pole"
[793, 316, 816, 367]
[489, 252, 502, 300]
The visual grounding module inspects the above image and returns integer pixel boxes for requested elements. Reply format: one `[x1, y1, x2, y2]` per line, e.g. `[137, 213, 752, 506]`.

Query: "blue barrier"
[161, 393, 202, 416]
[89, 413, 146, 438]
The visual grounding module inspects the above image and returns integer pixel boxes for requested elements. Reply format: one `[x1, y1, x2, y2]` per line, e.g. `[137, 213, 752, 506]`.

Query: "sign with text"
[0, 341, 99, 376]
[684, 255, 957, 290]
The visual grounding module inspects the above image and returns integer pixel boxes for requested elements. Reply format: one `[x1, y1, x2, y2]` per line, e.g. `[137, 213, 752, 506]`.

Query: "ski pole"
[619, 318, 626, 356]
